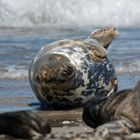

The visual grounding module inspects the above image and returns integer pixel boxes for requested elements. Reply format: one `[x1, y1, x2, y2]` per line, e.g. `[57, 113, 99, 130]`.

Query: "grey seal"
[83, 80, 140, 139]
[29, 27, 119, 109]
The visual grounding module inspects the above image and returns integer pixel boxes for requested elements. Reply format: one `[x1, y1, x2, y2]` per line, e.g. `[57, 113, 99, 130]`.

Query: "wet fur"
[83, 81, 140, 137]
[0, 111, 51, 139]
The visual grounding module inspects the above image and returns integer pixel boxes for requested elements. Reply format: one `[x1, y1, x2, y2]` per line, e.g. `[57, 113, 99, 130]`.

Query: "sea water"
[0, 0, 140, 112]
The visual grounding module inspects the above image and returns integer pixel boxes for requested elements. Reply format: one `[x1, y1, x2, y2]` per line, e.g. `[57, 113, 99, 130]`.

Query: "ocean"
[0, 0, 140, 113]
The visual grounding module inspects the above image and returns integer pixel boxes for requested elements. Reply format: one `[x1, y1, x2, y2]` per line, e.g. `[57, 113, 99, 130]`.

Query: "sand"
[0, 109, 140, 140]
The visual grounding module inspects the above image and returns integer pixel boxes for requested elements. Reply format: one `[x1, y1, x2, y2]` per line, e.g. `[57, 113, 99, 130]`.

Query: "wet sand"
[0, 109, 93, 140]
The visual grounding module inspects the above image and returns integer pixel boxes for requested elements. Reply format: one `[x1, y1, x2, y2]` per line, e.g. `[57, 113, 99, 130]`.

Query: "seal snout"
[89, 27, 119, 49]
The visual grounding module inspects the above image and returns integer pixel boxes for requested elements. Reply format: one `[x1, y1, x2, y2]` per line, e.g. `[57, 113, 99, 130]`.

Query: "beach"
[0, 0, 140, 139]
[0, 27, 140, 139]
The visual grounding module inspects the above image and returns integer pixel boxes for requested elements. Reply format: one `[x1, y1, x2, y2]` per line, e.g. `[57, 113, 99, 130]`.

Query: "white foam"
[0, 65, 28, 80]
[115, 60, 140, 74]
[0, 62, 139, 80]
[0, 0, 140, 28]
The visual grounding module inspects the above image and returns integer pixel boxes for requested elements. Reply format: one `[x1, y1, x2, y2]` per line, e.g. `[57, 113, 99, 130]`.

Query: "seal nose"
[109, 27, 119, 37]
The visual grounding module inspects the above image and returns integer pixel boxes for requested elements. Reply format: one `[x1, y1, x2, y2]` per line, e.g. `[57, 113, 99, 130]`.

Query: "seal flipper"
[0, 111, 51, 139]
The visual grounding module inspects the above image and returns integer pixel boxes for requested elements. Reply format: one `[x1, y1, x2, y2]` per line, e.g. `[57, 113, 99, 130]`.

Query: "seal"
[29, 27, 119, 109]
[0, 111, 51, 139]
[83, 80, 140, 139]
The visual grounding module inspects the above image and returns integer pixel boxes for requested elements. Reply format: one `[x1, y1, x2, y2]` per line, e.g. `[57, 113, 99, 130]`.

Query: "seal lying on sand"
[29, 27, 119, 109]
[83, 80, 140, 139]
[0, 111, 51, 139]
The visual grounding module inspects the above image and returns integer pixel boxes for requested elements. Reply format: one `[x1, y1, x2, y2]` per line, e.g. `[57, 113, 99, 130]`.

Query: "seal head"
[89, 27, 119, 49]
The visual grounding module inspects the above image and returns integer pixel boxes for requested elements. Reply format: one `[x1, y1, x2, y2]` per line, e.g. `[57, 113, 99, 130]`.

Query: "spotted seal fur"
[83, 80, 140, 139]
[29, 27, 119, 109]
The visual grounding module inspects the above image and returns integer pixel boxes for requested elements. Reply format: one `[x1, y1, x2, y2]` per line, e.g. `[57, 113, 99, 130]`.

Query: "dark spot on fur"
[46, 94, 53, 102]
[74, 97, 83, 103]
[82, 90, 93, 96]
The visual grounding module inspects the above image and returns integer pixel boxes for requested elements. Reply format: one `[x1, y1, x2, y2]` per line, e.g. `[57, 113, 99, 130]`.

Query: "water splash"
[115, 60, 140, 74]
[0, 0, 140, 28]
[0, 65, 28, 80]
[0, 61, 139, 80]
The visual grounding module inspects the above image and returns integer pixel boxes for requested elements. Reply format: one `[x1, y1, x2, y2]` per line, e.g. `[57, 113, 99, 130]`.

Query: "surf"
[0, 0, 140, 28]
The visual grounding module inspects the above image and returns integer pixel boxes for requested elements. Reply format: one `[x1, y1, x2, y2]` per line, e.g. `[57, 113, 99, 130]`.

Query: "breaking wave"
[115, 61, 140, 74]
[0, 63, 139, 80]
[0, 65, 28, 80]
[0, 0, 140, 28]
